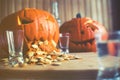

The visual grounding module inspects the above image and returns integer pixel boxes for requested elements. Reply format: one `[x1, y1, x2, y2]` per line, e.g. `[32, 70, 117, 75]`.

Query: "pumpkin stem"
[76, 13, 81, 18]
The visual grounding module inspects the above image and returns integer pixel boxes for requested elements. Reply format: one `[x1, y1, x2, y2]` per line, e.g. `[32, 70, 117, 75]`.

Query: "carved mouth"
[71, 38, 95, 45]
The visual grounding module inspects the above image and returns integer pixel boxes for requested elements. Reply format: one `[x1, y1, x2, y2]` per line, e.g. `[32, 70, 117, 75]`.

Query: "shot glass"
[95, 31, 120, 80]
[6, 30, 24, 67]
[59, 33, 69, 54]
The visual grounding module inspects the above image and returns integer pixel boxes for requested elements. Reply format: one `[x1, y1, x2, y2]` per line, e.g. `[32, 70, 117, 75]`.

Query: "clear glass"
[95, 31, 120, 80]
[59, 33, 69, 54]
[6, 30, 24, 67]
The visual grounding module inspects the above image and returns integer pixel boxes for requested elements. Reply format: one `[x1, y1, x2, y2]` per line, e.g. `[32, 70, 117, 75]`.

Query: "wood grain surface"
[0, 52, 99, 80]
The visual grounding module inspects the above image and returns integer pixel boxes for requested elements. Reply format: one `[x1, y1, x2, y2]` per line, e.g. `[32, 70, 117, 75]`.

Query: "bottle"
[52, 1, 61, 26]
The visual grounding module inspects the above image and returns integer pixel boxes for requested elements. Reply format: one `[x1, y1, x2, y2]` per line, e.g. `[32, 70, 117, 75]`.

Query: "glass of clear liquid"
[95, 31, 120, 80]
[59, 33, 69, 54]
[6, 30, 24, 67]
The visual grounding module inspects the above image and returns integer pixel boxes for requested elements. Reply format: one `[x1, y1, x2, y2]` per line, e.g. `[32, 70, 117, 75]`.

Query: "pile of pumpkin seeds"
[11, 40, 80, 67]
[25, 40, 80, 66]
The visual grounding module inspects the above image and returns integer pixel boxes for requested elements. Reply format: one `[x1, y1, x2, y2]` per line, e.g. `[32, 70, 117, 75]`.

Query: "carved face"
[0, 8, 59, 53]
[60, 17, 107, 52]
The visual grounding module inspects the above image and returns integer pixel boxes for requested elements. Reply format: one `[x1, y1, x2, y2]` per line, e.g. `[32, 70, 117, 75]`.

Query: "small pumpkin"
[60, 13, 107, 52]
[0, 8, 59, 56]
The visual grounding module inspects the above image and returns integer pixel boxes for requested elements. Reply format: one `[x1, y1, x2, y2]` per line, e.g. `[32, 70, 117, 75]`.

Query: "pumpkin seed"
[51, 62, 61, 66]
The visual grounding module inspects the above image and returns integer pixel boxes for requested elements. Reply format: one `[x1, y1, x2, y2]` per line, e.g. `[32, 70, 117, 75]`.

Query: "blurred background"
[0, 0, 119, 31]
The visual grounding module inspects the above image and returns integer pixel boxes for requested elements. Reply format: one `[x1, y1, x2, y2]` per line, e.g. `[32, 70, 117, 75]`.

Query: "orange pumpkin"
[60, 13, 107, 52]
[0, 8, 59, 55]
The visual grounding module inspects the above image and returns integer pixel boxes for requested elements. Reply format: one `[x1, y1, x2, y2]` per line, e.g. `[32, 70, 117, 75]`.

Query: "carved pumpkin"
[60, 13, 107, 52]
[0, 8, 59, 56]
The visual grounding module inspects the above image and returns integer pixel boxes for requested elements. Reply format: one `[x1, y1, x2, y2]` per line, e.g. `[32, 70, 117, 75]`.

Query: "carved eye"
[21, 18, 33, 24]
[80, 30, 84, 35]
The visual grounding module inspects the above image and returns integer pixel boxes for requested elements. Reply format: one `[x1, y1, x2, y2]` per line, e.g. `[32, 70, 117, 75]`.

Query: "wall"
[0, 0, 112, 30]
[111, 0, 120, 31]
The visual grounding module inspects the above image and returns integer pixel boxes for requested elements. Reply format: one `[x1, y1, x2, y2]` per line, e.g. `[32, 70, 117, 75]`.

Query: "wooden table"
[0, 52, 99, 80]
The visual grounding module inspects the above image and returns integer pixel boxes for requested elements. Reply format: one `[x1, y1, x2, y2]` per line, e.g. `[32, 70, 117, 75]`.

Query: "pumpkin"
[60, 13, 107, 52]
[0, 8, 59, 57]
